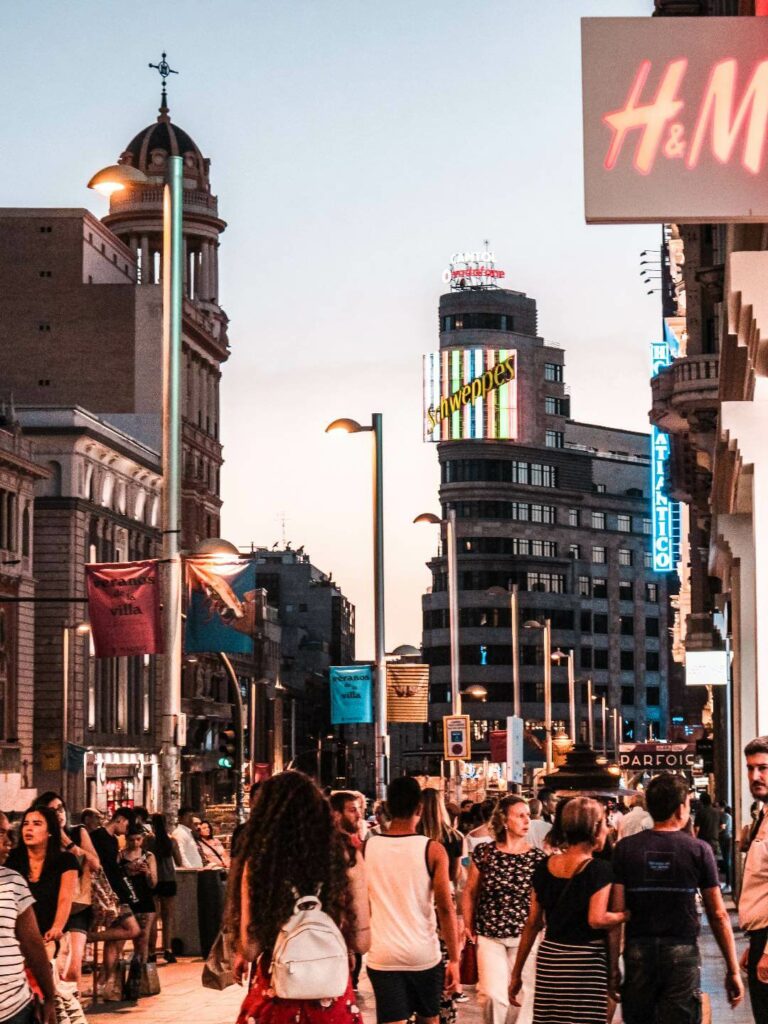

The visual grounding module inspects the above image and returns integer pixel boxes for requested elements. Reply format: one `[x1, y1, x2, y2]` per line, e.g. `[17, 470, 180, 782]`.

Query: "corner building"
[419, 286, 675, 772]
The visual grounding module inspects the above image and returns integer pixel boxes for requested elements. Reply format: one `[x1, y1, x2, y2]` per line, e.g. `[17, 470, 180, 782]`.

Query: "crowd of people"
[4, 736, 768, 1024]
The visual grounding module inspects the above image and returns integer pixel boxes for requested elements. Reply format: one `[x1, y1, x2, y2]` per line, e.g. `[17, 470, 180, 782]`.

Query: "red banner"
[490, 730, 507, 764]
[86, 560, 163, 658]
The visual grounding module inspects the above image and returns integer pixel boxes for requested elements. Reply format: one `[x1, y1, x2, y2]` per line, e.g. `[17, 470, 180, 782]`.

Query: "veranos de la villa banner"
[85, 559, 163, 658]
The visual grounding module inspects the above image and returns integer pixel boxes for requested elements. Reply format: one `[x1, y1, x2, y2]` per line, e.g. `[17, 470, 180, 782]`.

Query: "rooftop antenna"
[279, 511, 288, 549]
[148, 51, 179, 119]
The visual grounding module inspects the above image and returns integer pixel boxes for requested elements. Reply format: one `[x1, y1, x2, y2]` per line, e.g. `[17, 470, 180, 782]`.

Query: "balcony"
[107, 187, 220, 219]
[650, 354, 719, 436]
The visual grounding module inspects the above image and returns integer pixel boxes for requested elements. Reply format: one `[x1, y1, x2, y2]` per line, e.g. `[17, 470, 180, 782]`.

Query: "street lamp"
[414, 510, 461, 802]
[592, 693, 607, 756]
[325, 415, 387, 800]
[586, 677, 595, 748]
[89, 153, 184, 821]
[612, 707, 621, 758]
[62, 622, 91, 805]
[523, 618, 553, 772]
[551, 648, 576, 744]
[486, 585, 520, 718]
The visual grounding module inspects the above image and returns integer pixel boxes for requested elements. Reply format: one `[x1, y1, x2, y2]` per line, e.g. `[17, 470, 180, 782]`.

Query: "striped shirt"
[0, 866, 34, 1021]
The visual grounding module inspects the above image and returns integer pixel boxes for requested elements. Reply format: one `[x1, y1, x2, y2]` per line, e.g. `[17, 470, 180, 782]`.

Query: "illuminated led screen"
[423, 348, 518, 442]
[650, 323, 681, 573]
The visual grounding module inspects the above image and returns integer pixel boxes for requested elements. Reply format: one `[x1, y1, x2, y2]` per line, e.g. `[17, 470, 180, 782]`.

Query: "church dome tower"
[101, 84, 226, 313]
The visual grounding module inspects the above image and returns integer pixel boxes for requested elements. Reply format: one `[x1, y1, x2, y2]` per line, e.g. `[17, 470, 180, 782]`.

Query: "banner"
[185, 559, 258, 654]
[86, 559, 162, 658]
[386, 664, 429, 722]
[330, 666, 373, 725]
[619, 742, 696, 771]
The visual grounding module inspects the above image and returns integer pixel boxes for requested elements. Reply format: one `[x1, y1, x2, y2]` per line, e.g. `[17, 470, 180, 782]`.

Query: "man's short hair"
[387, 776, 422, 819]
[177, 805, 196, 820]
[80, 807, 100, 822]
[528, 798, 542, 818]
[699, 792, 712, 807]
[745, 737, 768, 757]
[329, 791, 357, 814]
[112, 806, 134, 823]
[561, 797, 604, 845]
[646, 774, 689, 823]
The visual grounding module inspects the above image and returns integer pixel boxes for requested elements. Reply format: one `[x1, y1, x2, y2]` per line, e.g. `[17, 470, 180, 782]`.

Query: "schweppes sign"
[423, 348, 517, 442]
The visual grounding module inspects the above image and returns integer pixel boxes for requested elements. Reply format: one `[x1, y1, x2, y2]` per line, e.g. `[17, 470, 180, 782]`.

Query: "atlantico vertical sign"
[650, 323, 681, 572]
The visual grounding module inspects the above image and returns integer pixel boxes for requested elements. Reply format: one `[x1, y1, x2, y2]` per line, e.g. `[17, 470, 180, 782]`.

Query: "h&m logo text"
[603, 58, 768, 175]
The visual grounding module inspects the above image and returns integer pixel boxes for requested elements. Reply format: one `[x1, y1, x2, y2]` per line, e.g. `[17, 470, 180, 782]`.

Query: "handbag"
[459, 938, 478, 985]
[139, 961, 161, 997]
[202, 928, 236, 991]
[90, 866, 121, 931]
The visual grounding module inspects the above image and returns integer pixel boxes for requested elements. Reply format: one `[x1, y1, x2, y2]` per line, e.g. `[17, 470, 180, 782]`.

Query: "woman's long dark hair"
[232, 771, 353, 953]
[151, 813, 174, 859]
[6, 806, 63, 878]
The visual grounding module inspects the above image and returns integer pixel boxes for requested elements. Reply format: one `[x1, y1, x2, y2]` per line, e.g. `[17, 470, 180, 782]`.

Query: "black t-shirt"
[6, 850, 78, 935]
[91, 827, 131, 902]
[612, 828, 719, 942]
[695, 806, 721, 844]
[532, 856, 613, 945]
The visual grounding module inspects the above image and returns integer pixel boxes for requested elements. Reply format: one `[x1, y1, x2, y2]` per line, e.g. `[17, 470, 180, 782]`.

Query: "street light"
[326, 414, 387, 800]
[89, 152, 184, 821]
[592, 693, 607, 756]
[586, 677, 594, 748]
[523, 618, 553, 772]
[414, 510, 461, 802]
[486, 585, 520, 718]
[62, 622, 91, 806]
[551, 648, 576, 744]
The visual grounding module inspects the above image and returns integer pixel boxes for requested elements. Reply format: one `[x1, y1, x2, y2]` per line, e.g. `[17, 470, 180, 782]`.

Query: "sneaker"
[163, 950, 177, 964]
[147, 954, 157, 964]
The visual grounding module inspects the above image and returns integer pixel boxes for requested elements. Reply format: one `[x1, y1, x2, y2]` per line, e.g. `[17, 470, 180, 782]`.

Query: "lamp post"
[586, 677, 594, 748]
[551, 648, 576, 744]
[414, 510, 461, 802]
[523, 618, 553, 773]
[612, 708, 621, 758]
[326, 415, 387, 800]
[88, 155, 184, 821]
[486, 585, 520, 718]
[62, 622, 91, 805]
[600, 695, 607, 756]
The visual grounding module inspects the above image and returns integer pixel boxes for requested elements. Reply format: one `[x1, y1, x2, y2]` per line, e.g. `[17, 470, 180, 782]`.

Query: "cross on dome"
[148, 51, 179, 120]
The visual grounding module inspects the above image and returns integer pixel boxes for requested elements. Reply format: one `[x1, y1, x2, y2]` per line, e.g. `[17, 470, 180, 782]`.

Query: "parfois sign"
[619, 743, 697, 772]
[582, 18, 768, 223]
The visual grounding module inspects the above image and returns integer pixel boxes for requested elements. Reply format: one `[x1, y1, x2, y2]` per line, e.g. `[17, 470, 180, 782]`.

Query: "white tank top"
[364, 833, 441, 971]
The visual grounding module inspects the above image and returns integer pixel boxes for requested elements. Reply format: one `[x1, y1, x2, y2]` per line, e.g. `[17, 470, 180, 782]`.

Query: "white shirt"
[172, 824, 204, 868]
[527, 818, 551, 850]
[0, 866, 34, 1020]
[617, 806, 654, 841]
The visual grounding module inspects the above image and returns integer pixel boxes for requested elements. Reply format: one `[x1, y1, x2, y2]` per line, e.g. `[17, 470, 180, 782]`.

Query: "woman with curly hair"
[232, 771, 369, 1024]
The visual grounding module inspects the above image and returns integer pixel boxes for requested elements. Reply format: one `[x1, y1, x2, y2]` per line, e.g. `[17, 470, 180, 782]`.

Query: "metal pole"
[62, 625, 69, 803]
[544, 619, 553, 773]
[567, 650, 576, 743]
[219, 653, 245, 823]
[510, 585, 520, 718]
[612, 708, 620, 758]
[601, 697, 607, 756]
[249, 681, 257, 779]
[587, 678, 594, 748]
[290, 699, 297, 762]
[372, 413, 388, 801]
[160, 154, 184, 822]
[446, 508, 462, 802]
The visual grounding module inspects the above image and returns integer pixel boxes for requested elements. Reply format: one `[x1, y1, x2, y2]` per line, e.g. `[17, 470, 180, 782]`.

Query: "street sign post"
[506, 715, 524, 785]
[443, 714, 471, 761]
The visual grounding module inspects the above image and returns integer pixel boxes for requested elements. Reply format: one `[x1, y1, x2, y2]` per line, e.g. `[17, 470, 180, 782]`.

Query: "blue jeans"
[621, 940, 701, 1024]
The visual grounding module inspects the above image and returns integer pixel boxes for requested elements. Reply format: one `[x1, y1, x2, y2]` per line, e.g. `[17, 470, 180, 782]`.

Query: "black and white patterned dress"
[473, 843, 547, 937]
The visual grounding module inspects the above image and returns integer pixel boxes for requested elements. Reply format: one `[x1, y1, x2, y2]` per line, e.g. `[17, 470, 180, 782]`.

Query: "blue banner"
[330, 666, 373, 725]
[185, 559, 257, 654]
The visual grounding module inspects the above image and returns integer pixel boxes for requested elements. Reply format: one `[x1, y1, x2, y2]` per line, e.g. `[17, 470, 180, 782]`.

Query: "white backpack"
[271, 890, 349, 1001]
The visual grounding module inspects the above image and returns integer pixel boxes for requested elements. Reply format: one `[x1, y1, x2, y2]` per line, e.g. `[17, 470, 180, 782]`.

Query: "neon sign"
[442, 250, 506, 289]
[582, 19, 768, 223]
[650, 323, 681, 573]
[423, 348, 517, 442]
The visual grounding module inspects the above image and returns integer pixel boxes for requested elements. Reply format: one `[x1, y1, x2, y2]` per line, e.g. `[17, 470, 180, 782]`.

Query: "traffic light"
[218, 727, 236, 769]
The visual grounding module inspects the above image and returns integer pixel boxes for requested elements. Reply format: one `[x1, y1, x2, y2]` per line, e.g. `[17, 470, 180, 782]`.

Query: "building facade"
[415, 283, 676, 778]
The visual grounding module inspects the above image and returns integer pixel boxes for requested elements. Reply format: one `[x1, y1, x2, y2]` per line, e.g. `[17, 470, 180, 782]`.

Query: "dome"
[117, 98, 210, 189]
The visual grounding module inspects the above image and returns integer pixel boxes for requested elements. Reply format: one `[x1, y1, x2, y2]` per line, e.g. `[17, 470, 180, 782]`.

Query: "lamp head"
[87, 163, 148, 197]
[75, 622, 91, 636]
[485, 585, 509, 597]
[325, 417, 366, 434]
[413, 513, 441, 525]
[523, 619, 543, 630]
[462, 684, 487, 701]
[192, 537, 241, 563]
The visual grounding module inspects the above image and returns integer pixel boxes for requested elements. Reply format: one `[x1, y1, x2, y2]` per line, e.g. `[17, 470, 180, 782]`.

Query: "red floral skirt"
[237, 962, 362, 1024]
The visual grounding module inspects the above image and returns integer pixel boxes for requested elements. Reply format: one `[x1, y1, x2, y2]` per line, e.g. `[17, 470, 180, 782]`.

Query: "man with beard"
[740, 736, 768, 1022]
[330, 791, 363, 850]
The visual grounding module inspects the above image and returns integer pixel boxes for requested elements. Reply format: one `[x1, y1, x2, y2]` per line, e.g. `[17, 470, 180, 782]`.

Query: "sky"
[2, 0, 661, 659]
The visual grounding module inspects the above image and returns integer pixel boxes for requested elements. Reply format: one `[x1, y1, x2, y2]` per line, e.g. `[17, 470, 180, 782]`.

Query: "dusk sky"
[3, 0, 660, 659]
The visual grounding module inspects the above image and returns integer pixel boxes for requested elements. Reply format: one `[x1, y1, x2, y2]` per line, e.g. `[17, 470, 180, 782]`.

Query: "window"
[544, 363, 564, 382]
[644, 551, 654, 569]
[545, 430, 564, 448]
[581, 647, 593, 668]
[617, 514, 631, 533]
[642, 517, 652, 535]
[578, 575, 591, 597]
[621, 686, 635, 706]
[592, 546, 606, 564]
[620, 616, 634, 636]
[569, 543, 581, 559]
[646, 617, 660, 637]
[442, 312, 512, 332]
[620, 650, 635, 670]
[646, 582, 658, 602]
[593, 578, 608, 599]
[618, 548, 633, 567]
[646, 687, 660, 706]
[37, 379, 51, 386]
[545, 396, 570, 416]
[38, 270, 52, 278]
[646, 651, 660, 671]
[299, 603, 308, 612]
[525, 571, 566, 594]
[443, 460, 557, 488]
[452, 500, 556, 523]
[619, 581, 633, 601]
[594, 649, 609, 669]
[595, 483, 607, 494]
[580, 610, 592, 631]
[593, 614, 608, 634]
[568, 508, 580, 527]
[591, 511, 605, 530]
[38, 322, 51, 332]
[39, 225, 52, 233]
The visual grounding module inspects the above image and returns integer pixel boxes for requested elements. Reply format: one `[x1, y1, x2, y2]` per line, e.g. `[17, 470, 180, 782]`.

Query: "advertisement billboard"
[423, 348, 517, 442]
[685, 650, 729, 687]
[650, 322, 681, 572]
[582, 18, 768, 223]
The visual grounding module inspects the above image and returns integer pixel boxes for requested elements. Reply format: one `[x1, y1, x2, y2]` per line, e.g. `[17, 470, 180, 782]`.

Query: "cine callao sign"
[582, 18, 768, 223]
[650, 323, 681, 573]
[423, 348, 517, 442]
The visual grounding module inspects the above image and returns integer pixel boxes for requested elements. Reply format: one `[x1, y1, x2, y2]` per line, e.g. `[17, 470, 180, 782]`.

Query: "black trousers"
[748, 929, 768, 1024]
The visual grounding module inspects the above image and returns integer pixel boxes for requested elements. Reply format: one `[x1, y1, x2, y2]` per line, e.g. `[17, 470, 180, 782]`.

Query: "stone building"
[0, 420, 48, 810]
[412, 282, 675, 778]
